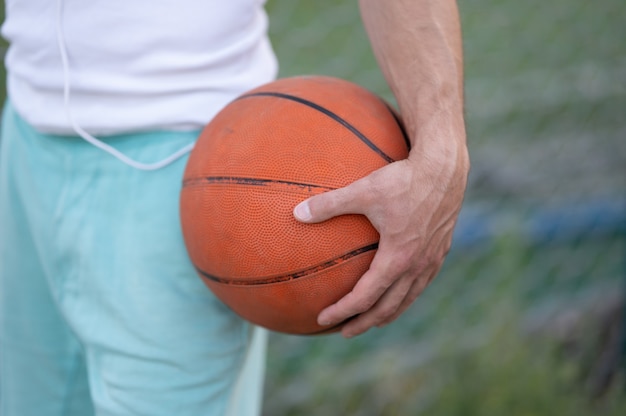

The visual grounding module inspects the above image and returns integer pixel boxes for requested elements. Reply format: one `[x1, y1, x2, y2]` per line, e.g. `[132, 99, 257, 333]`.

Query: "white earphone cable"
[55, 0, 195, 171]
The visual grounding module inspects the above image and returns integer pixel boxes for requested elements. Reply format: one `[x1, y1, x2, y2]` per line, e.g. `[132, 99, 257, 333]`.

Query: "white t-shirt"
[2, 0, 278, 135]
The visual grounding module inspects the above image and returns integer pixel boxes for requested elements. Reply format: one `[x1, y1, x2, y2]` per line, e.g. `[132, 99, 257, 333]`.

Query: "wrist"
[406, 109, 469, 183]
[401, 80, 466, 143]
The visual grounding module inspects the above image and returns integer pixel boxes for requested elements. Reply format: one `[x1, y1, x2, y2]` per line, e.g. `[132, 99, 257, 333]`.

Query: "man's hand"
[294, 130, 468, 338]
[294, 0, 469, 338]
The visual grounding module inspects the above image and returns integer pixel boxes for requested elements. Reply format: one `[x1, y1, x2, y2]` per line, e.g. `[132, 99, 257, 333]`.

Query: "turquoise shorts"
[0, 102, 267, 415]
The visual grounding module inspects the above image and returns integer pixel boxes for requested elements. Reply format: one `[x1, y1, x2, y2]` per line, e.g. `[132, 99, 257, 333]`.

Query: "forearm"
[359, 0, 466, 157]
[301, 1, 469, 337]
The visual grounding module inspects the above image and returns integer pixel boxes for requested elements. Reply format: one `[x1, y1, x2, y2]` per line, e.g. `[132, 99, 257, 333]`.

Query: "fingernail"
[294, 201, 312, 221]
[343, 330, 355, 339]
[317, 313, 331, 326]
[318, 318, 331, 326]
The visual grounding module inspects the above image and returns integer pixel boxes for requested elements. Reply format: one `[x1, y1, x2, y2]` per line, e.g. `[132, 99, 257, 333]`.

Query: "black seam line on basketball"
[196, 242, 379, 286]
[237, 92, 395, 164]
[382, 101, 411, 152]
[182, 176, 336, 192]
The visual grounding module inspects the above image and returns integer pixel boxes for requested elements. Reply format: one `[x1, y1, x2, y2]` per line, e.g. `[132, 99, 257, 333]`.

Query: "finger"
[376, 267, 437, 329]
[376, 238, 450, 328]
[316, 246, 399, 326]
[293, 175, 372, 223]
[339, 272, 416, 338]
[316, 266, 391, 327]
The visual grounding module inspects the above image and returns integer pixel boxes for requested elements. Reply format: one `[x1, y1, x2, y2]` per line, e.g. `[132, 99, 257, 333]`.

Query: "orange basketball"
[180, 76, 409, 335]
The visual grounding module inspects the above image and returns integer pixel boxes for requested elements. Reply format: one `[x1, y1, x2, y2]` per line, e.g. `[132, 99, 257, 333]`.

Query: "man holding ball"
[0, 0, 468, 414]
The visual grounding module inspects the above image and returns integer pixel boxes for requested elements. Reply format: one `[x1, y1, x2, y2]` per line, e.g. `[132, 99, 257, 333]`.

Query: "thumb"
[293, 178, 369, 223]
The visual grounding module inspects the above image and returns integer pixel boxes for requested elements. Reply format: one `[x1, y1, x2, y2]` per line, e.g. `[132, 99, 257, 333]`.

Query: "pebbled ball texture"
[180, 76, 409, 335]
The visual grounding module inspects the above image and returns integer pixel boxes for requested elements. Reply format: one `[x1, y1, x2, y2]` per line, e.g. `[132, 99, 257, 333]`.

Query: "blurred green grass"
[266, 0, 626, 204]
[262, 232, 625, 415]
[263, 0, 625, 414]
[266, 321, 626, 416]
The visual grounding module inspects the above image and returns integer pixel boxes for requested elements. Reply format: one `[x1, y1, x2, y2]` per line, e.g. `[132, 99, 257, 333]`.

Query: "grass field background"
[0, 1, 624, 414]
[263, 1, 625, 414]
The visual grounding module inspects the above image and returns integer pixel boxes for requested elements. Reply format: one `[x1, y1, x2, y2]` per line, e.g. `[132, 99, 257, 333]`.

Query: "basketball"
[180, 76, 410, 335]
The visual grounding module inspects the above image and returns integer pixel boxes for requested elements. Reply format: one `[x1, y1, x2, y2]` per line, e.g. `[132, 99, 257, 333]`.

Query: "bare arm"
[360, 0, 465, 154]
[294, 0, 469, 338]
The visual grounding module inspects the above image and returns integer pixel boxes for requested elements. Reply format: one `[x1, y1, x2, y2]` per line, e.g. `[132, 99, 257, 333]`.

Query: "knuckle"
[350, 290, 381, 315]
[440, 238, 453, 258]
[358, 173, 387, 206]
[397, 253, 415, 274]
[414, 244, 449, 272]
[326, 188, 348, 209]
[377, 249, 413, 278]
[377, 304, 399, 320]
[358, 294, 379, 312]
[308, 192, 334, 214]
